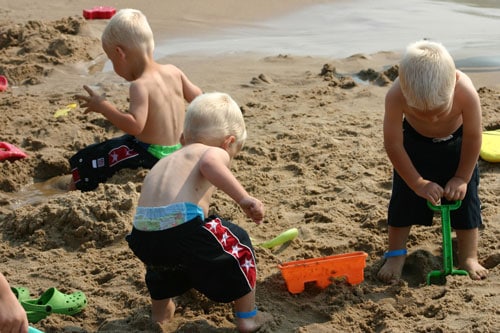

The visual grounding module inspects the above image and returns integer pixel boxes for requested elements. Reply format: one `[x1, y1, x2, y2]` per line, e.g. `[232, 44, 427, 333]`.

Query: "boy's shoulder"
[456, 70, 474, 87]
[455, 71, 479, 101]
[152, 63, 183, 78]
[158, 62, 180, 71]
[385, 79, 404, 102]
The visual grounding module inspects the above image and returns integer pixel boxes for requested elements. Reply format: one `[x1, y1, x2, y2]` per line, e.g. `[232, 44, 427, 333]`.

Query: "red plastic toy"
[0, 142, 28, 161]
[83, 6, 116, 20]
[0, 75, 8, 92]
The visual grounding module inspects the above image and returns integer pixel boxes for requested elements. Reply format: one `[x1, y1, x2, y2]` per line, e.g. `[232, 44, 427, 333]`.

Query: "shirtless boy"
[70, 8, 202, 191]
[126, 92, 271, 332]
[378, 40, 488, 283]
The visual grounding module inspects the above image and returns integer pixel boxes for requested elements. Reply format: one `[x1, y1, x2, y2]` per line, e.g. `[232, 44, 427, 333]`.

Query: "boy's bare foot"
[377, 250, 407, 284]
[151, 298, 175, 324]
[461, 258, 488, 280]
[236, 311, 272, 333]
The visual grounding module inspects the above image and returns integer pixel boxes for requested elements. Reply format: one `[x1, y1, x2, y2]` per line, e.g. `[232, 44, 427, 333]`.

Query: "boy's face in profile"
[102, 42, 130, 81]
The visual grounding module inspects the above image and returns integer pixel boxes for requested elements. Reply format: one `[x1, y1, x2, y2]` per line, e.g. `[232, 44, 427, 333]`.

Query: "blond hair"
[399, 40, 456, 110]
[102, 9, 154, 56]
[184, 92, 247, 147]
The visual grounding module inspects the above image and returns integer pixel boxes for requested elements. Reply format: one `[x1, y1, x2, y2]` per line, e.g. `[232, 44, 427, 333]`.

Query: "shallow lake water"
[152, 0, 500, 69]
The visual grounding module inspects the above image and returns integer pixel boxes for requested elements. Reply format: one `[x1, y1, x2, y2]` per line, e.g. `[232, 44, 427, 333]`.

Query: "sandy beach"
[0, 0, 499, 332]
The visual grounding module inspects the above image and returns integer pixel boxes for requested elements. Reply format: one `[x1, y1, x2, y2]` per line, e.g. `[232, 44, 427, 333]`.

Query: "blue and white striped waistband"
[133, 202, 204, 231]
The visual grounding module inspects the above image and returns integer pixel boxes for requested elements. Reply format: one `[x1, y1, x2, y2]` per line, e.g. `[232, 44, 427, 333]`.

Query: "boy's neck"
[129, 54, 154, 80]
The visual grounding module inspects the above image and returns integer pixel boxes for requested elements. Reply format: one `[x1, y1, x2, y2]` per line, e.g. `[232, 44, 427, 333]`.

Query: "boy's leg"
[68, 180, 76, 190]
[455, 228, 488, 280]
[151, 298, 175, 324]
[234, 290, 271, 333]
[378, 226, 411, 283]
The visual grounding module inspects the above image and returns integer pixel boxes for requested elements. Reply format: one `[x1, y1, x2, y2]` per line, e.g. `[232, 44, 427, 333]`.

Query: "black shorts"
[126, 215, 256, 302]
[388, 119, 482, 229]
[69, 134, 158, 191]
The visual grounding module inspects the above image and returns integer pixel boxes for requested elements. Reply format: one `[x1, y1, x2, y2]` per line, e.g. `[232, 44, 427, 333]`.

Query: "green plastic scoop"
[426, 200, 468, 285]
[252, 228, 299, 249]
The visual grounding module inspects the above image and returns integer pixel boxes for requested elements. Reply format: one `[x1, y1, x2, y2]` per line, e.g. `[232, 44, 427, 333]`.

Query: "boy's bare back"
[138, 143, 229, 215]
[129, 63, 201, 146]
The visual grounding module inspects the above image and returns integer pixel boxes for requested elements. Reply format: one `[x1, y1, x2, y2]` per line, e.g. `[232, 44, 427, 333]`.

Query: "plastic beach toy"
[278, 251, 368, 294]
[258, 228, 299, 249]
[83, 6, 116, 19]
[426, 200, 468, 285]
[29, 327, 44, 333]
[0, 75, 8, 92]
[54, 103, 77, 118]
[480, 129, 500, 163]
[0, 142, 28, 161]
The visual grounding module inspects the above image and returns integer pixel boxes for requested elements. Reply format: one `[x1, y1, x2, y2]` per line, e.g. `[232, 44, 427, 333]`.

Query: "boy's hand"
[415, 179, 443, 206]
[444, 176, 467, 201]
[239, 196, 265, 225]
[75, 85, 106, 114]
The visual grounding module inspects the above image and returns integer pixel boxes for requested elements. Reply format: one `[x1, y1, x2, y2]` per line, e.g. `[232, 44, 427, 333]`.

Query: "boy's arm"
[454, 77, 482, 182]
[444, 76, 482, 200]
[199, 147, 264, 224]
[0, 273, 29, 333]
[180, 71, 203, 103]
[75, 84, 148, 136]
[383, 84, 443, 205]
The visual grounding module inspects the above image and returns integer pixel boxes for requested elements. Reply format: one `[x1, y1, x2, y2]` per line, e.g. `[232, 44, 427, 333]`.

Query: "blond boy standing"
[378, 40, 488, 283]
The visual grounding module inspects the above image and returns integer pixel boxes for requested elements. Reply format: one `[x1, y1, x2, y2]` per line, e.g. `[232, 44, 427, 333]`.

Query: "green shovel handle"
[426, 200, 462, 212]
[426, 200, 468, 285]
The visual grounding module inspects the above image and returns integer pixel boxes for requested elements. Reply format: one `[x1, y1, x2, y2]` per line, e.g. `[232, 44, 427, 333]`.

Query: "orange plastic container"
[278, 251, 368, 294]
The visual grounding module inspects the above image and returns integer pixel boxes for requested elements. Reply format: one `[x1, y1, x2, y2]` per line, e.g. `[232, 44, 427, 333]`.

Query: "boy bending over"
[378, 40, 488, 283]
[126, 92, 271, 332]
[70, 9, 202, 191]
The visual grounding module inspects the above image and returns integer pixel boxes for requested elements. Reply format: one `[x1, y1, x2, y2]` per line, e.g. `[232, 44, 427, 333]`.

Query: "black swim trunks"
[388, 119, 482, 229]
[126, 215, 256, 302]
[69, 134, 158, 191]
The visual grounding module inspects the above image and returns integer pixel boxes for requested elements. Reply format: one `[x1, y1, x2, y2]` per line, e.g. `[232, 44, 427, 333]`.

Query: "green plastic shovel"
[252, 228, 299, 249]
[426, 200, 468, 285]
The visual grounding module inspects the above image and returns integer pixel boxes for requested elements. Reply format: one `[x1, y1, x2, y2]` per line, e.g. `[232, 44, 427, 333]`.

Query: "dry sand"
[0, 1, 499, 332]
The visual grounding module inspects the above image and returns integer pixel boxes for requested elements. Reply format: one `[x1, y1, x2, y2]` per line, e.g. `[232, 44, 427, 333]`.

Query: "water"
[153, 0, 500, 68]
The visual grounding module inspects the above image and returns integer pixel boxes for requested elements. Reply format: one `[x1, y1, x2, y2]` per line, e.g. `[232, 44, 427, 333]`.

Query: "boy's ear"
[221, 135, 235, 150]
[116, 46, 126, 59]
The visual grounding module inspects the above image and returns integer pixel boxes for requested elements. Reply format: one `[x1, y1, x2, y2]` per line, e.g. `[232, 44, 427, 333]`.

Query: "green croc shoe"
[26, 310, 49, 324]
[11, 287, 49, 323]
[21, 287, 87, 316]
[11, 286, 31, 301]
